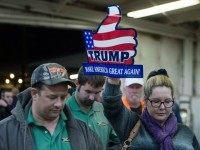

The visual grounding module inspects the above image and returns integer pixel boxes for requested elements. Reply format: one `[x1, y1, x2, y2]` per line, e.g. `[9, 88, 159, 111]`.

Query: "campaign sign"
[82, 5, 143, 78]
[82, 62, 143, 78]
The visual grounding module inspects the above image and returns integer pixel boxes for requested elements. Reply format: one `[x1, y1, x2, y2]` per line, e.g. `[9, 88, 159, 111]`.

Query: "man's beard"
[81, 99, 95, 107]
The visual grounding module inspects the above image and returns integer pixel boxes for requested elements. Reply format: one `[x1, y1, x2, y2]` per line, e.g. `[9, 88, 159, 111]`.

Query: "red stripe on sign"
[88, 59, 133, 65]
[101, 16, 121, 25]
[93, 29, 136, 40]
[93, 43, 136, 51]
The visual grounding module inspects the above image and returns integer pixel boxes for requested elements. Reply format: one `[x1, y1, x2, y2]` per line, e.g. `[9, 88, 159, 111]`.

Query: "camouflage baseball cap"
[31, 63, 75, 87]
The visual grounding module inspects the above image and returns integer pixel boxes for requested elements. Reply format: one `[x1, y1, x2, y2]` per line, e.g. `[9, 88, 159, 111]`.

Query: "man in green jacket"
[66, 67, 121, 150]
[0, 63, 103, 150]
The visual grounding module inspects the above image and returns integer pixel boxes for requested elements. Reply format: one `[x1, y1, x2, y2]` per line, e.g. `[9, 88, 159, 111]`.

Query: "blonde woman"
[103, 69, 199, 150]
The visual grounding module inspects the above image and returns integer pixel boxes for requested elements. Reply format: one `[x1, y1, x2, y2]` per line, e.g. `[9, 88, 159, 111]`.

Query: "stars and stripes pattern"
[84, 30, 94, 50]
[83, 5, 137, 64]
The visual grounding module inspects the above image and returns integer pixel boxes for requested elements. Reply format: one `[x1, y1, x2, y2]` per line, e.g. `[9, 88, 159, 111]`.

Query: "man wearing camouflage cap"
[0, 63, 103, 150]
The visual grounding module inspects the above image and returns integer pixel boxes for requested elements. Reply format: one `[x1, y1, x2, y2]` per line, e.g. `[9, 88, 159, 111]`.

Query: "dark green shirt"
[27, 109, 71, 150]
[66, 95, 119, 150]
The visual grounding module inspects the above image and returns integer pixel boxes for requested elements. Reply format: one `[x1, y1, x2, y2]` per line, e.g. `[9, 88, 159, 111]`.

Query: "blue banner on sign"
[82, 62, 143, 78]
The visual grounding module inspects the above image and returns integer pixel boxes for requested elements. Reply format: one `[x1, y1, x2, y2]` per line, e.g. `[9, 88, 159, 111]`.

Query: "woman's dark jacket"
[102, 81, 200, 150]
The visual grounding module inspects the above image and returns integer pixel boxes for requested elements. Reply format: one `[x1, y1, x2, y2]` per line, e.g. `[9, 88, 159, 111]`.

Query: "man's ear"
[31, 88, 39, 101]
[76, 84, 81, 92]
[76, 81, 80, 86]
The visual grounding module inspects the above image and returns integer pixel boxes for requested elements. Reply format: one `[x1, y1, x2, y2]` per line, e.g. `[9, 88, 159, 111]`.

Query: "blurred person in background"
[10, 87, 19, 109]
[0, 88, 13, 120]
[122, 78, 145, 115]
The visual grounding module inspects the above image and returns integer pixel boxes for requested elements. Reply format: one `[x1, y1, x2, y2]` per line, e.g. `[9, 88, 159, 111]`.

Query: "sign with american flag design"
[82, 5, 143, 78]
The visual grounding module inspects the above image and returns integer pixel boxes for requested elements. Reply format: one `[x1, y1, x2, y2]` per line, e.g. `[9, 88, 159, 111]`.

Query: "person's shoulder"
[177, 124, 195, 137]
[92, 102, 105, 113]
[65, 95, 75, 105]
[73, 117, 99, 133]
[0, 115, 16, 129]
[178, 123, 191, 130]
[73, 118, 98, 136]
[74, 119, 103, 150]
[0, 115, 15, 123]
[94, 101, 103, 107]
[73, 118, 85, 127]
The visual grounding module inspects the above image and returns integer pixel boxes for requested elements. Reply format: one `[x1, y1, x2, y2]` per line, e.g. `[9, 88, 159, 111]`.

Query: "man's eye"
[49, 96, 57, 99]
[95, 92, 101, 95]
[61, 95, 67, 100]
[85, 91, 92, 94]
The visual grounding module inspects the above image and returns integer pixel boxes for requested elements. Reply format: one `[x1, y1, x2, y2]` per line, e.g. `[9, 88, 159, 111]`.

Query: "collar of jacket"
[11, 88, 32, 123]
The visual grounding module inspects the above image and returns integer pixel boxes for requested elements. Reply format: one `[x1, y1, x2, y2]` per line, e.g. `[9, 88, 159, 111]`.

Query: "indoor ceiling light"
[127, 0, 200, 18]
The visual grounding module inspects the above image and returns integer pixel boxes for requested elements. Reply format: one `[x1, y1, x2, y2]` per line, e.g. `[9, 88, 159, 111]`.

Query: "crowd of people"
[0, 62, 199, 150]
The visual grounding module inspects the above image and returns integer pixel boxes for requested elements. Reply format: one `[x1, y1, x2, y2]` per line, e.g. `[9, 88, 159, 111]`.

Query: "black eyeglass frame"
[148, 98, 174, 108]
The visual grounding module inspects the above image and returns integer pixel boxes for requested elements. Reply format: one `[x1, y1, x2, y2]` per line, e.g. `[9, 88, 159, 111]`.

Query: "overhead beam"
[29, 53, 86, 68]
[167, 6, 200, 24]
[0, 8, 96, 29]
[57, 0, 75, 13]
[121, 17, 195, 40]
[0, 0, 196, 39]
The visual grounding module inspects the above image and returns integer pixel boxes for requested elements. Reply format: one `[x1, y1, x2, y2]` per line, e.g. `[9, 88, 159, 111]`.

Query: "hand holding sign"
[84, 5, 137, 65]
[107, 77, 121, 85]
[83, 5, 143, 78]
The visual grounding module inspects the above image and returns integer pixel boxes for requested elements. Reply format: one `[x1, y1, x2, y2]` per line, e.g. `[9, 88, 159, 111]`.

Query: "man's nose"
[88, 94, 95, 101]
[132, 88, 138, 92]
[54, 97, 63, 107]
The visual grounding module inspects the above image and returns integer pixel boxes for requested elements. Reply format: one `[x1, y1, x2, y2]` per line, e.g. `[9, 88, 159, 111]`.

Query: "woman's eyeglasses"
[148, 98, 174, 108]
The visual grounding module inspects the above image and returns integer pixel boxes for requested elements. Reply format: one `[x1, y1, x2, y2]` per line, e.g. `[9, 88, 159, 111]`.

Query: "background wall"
[135, 32, 182, 98]
[124, 32, 199, 141]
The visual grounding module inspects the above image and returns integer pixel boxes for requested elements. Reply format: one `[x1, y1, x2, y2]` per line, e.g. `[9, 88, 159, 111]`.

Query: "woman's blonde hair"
[144, 69, 174, 100]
